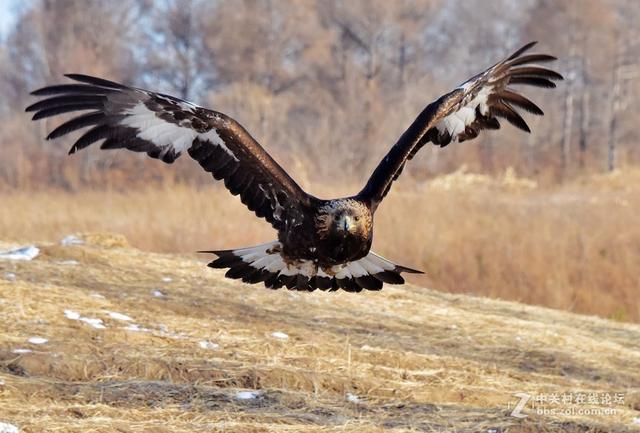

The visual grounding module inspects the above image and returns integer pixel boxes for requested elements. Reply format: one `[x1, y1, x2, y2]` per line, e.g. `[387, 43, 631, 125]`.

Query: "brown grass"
[0, 234, 639, 432]
[0, 167, 639, 322]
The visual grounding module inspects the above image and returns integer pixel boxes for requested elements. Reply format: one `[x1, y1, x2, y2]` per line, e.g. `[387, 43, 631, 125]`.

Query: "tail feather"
[199, 241, 422, 292]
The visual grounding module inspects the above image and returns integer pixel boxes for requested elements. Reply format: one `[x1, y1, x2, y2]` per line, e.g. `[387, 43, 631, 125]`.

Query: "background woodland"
[1, 0, 639, 190]
[1, 0, 639, 321]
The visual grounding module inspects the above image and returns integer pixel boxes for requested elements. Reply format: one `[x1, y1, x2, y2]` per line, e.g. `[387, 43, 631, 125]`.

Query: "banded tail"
[201, 241, 422, 292]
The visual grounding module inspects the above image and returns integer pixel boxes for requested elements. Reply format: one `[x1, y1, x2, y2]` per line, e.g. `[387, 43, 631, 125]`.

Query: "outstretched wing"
[358, 42, 563, 208]
[27, 74, 313, 229]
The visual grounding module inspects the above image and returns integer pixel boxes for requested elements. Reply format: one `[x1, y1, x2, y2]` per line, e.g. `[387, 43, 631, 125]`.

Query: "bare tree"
[0, 0, 638, 188]
[608, 32, 624, 172]
[560, 38, 576, 178]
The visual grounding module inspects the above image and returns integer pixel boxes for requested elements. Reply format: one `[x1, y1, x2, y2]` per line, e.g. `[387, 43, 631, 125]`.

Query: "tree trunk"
[561, 86, 573, 177]
[579, 91, 590, 169]
[398, 33, 406, 87]
[560, 35, 577, 179]
[608, 50, 622, 172]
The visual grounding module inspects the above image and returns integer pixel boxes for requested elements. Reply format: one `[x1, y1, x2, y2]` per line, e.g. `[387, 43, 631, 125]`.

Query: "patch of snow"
[152, 290, 166, 298]
[12, 349, 32, 354]
[0, 246, 39, 261]
[55, 260, 79, 266]
[198, 340, 220, 350]
[64, 310, 81, 320]
[161, 277, 172, 283]
[4, 272, 16, 281]
[107, 311, 133, 322]
[633, 418, 640, 425]
[0, 421, 19, 433]
[235, 391, 261, 400]
[64, 309, 106, 329]
[27, 337, 48, 345]
[60, 235, 84, 246]
[79, 317, 106, 329]
[271, 331, 289, 340]
[155, 325, 185, 340]
[90, 293, 105, 299]
[346, 393, 360, 403]
[360, 345, 376, 351]
[165, 332, 187, 340]
[123, 324, 148, 332]
[0, 378, 4, 386]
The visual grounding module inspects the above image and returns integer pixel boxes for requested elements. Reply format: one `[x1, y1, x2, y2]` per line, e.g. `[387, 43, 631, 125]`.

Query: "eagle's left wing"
[27, 75, 315, 230]
[358, 42, 562, 208]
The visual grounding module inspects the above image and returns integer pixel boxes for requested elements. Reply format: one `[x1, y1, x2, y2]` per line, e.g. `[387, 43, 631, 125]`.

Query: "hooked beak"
[341, 215, 354, 233]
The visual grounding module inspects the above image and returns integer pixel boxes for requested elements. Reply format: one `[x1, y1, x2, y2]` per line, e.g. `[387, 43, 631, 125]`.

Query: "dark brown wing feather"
[27, 74, 313, 229]
[358, 42, 562, 208]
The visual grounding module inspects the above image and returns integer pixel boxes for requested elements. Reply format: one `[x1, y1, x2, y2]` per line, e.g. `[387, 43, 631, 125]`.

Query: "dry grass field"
[2, 3, 639, 429]
[1, 233, 639, 432]
[1, 167, 639, 322]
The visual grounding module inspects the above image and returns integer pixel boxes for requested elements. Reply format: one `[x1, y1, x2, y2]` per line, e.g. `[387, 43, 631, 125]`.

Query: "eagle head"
[316, 199, 371, 239]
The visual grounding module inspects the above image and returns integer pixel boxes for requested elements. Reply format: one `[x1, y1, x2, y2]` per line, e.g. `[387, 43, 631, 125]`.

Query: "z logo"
[510, 392, 530, 418]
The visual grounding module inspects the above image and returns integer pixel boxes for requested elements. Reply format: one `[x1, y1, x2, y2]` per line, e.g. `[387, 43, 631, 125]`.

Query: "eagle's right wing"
[358, 42, 562, 209]
[27, 74, 314, 230]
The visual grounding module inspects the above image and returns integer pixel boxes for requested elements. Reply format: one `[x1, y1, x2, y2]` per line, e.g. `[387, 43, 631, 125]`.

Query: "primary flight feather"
[27, 41, 562, 292]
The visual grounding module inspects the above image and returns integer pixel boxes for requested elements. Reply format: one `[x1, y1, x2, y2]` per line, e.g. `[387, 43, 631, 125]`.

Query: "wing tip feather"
[64, 73, 126, 89]
[508, 41, 538, 60]
[398, 265, 424, 275]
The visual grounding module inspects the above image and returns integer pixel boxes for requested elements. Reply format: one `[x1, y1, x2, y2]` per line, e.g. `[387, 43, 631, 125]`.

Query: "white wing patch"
[200, 129, 237, 161]
[122, 102, 237, 160]
[436, 83, 493, 140]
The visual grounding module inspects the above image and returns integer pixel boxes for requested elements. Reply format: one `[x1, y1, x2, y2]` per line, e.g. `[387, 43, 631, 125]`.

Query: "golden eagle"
[28, 42, 561, 292]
